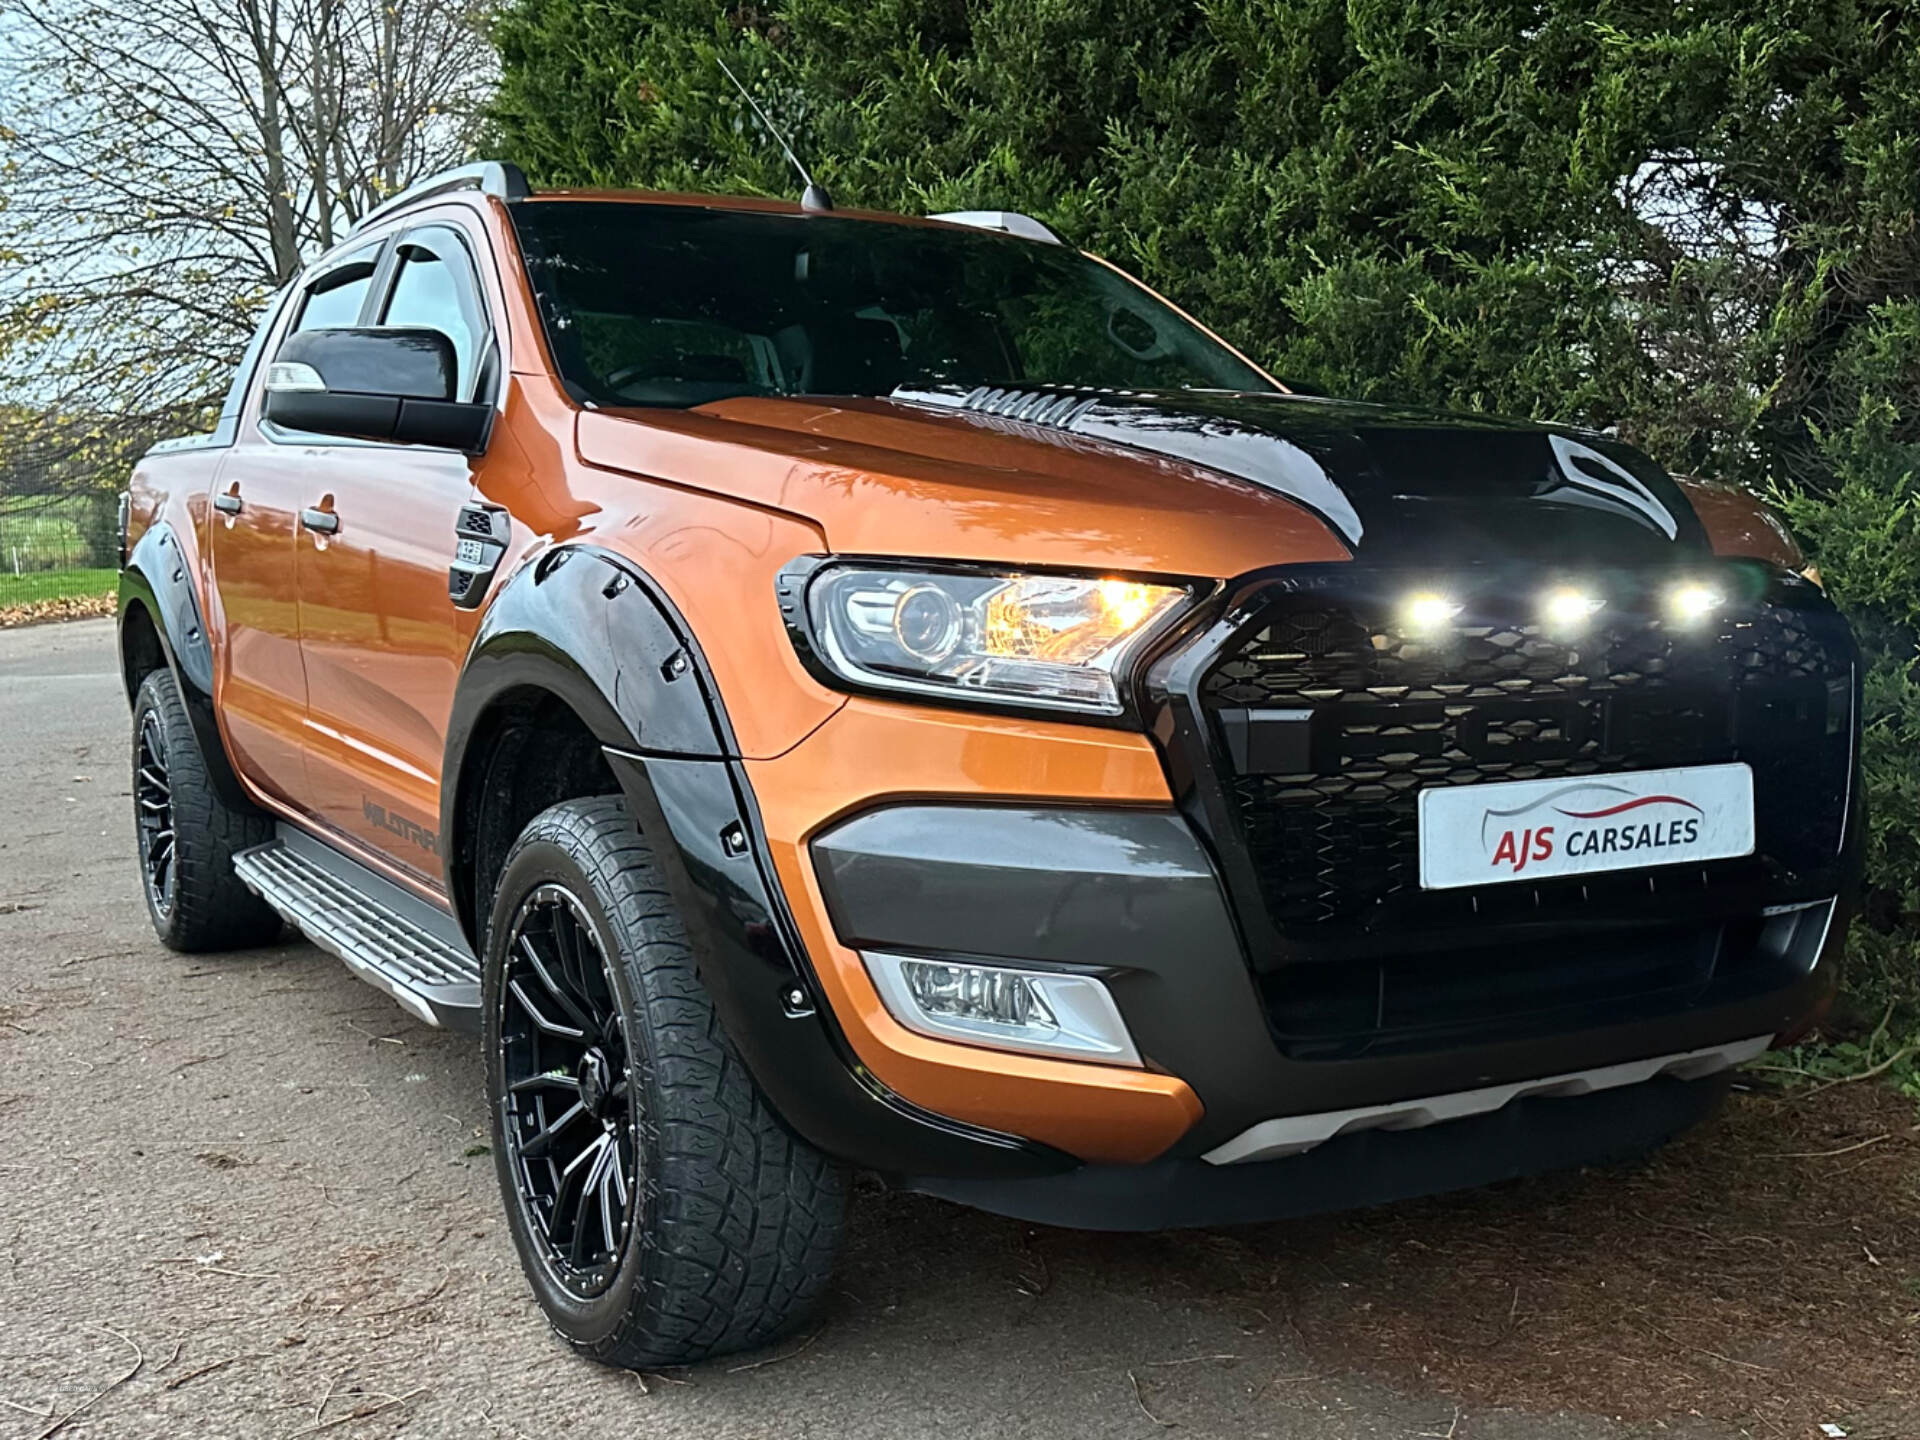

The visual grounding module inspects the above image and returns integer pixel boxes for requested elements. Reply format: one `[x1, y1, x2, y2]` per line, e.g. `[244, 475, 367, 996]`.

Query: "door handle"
[212, 491, 242, 515]
[300, 506, 340, 535]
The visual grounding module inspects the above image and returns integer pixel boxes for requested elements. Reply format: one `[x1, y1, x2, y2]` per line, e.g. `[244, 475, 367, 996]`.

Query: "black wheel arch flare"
[443, 543, 1075, 1181]
[117, 522, 256, 811]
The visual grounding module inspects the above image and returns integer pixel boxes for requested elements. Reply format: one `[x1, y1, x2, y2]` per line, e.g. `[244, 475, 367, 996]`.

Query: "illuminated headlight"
[1667, 581, 1724, 623]
[1541, 585, 1603, 630]
[862, 952, 1141, 1066]
[803, 564, 1191, 715]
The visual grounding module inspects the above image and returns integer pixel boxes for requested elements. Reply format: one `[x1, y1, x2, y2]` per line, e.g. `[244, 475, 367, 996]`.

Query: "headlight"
[796, 563, 1193, 715]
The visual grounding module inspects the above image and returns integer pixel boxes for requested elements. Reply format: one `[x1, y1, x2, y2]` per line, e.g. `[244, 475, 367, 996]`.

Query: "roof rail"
[928, 210, 1062, 245]
[350, 160, 532, 235]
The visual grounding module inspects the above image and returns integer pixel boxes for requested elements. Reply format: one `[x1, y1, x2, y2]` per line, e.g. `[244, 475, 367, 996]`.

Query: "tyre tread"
[493, 797, 846, 1369]
[133, 670, 280, 952]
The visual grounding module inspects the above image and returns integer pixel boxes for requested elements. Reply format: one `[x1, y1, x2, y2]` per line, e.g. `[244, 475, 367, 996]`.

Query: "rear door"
[208, 252, 382, 810]
[291, 222, 498, 883]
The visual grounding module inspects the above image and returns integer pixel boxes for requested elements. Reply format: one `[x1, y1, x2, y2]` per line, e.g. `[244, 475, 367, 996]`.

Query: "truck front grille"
[1166, 566, 1856, 1058]
[1201, 586, 1849, 933]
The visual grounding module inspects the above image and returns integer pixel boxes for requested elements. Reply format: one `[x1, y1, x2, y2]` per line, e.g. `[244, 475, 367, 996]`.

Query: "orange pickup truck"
[118, 161, 1860, 1368]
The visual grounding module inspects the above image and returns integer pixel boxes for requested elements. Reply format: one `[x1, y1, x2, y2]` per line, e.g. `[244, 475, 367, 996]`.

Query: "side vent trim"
[959, 386, 1103, 429]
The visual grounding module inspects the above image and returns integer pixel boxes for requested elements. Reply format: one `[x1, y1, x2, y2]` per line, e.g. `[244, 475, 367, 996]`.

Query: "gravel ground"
[1, 619, 1912, 1439]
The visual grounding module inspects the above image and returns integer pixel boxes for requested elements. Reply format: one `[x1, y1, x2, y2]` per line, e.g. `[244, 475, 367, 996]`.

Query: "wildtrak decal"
[363, 797, 440, 857]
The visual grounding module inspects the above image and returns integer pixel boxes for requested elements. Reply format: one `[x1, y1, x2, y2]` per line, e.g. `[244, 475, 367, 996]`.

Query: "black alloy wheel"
[135, 708, 177, 919]
[496, 883, 641, 1298]
[127, 668, 280, 952]
[482, 798, 847, 1369]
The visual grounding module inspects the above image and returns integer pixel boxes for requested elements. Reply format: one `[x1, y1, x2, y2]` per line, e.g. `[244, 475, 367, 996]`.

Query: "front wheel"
[482, 797, 847, 1369]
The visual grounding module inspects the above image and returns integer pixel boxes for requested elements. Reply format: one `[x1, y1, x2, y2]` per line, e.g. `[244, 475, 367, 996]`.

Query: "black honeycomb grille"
[1198, 587, 1852, 935]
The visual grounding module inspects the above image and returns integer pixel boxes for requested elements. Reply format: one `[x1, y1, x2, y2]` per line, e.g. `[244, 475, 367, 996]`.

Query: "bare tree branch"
[0, 0, 496, 494]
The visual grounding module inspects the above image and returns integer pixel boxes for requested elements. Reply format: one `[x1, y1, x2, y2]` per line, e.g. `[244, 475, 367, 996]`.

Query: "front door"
[291, 224, 496, 884]
[209, 256, 381, 811]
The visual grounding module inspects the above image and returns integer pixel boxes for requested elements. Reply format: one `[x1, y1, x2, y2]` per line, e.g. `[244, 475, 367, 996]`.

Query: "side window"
[381, 241, 482, 399]
[293, 265, 375, 333]
[251, 258, 378, 428]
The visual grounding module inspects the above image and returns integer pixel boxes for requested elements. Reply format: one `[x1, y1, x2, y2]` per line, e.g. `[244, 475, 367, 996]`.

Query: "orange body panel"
[1675, 476, 1807, 570]
[289, 440, 478, 877]
[577, 400, 1349, 577]
[745, 700, 1203, 1163]
[203, 456, 310, 806]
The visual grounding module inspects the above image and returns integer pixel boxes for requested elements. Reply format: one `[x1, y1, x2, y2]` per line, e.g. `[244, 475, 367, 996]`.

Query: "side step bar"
[233, 825, 482, 1030]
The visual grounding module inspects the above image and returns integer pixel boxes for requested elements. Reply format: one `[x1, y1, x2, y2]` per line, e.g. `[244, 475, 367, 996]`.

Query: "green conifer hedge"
[491, 1, 1920, 1017]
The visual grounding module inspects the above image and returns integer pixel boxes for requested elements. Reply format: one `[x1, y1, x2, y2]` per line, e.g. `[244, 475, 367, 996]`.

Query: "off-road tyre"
[483, 796, 847, 1369]
[131, 668, 281, 952]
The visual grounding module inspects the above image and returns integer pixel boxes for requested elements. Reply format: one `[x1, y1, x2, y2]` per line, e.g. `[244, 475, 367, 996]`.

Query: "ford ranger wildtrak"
[117, 160, 1861, 1368]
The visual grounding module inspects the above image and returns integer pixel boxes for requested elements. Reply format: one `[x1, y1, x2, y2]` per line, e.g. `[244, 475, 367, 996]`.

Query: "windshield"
[509, 201, 1273, 406]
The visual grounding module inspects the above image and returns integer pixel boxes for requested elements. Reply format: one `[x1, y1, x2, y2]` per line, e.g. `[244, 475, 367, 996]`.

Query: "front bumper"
[808, 797, 1842, 1164]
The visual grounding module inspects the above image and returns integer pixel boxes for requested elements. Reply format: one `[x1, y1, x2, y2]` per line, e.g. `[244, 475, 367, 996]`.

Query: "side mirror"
[264, 327, 493, 454]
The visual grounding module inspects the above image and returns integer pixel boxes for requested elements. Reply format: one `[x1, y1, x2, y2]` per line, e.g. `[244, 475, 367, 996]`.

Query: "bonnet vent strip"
[957, 386, 1101, 430]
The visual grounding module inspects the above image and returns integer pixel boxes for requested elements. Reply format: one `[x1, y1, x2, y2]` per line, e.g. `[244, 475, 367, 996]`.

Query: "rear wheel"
[483, 797, 847, 1369]
[130, 669, 280, 951]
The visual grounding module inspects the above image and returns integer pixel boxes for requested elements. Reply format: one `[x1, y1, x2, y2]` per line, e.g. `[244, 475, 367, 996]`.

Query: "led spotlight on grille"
[1667, 581, 1724, 624]
[1541, 585, 1603, 631]
[1399, 590, 1462, 634]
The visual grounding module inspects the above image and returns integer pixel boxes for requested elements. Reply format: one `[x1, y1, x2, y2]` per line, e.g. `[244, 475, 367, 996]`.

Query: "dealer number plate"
[1417, 763, 1756, 891]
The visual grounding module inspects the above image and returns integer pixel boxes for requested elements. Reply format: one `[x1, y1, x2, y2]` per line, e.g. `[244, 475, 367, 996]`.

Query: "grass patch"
[1755, 1007, 1920, 1103]
[0, 568, 117, 607]
[0, 495, 94, 567]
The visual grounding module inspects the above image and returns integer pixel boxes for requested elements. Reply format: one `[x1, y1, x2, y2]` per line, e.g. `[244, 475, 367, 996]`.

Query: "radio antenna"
[716, 56, 833, 213]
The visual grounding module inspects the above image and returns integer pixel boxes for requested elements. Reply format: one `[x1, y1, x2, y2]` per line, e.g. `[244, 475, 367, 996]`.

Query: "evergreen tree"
[491, 0, 1920, 1014]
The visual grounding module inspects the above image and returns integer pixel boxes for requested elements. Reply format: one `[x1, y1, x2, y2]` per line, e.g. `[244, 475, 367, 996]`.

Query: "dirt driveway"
[1, 619, 1914, 1439]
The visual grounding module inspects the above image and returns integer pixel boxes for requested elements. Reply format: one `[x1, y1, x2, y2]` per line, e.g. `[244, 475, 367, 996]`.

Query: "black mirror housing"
[264, 327, 493, 454]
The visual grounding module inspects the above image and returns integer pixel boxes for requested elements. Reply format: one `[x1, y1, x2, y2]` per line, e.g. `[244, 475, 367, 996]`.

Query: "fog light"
[1667, 581, 1723, 624]
[1400, 590, 1462, 634]
[1541, 585, 1602, 630]
[861, 952, 1141, 1066]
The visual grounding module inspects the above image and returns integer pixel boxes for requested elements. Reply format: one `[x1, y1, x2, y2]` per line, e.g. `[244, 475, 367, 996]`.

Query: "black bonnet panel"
[900, 387, 1710, 565]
